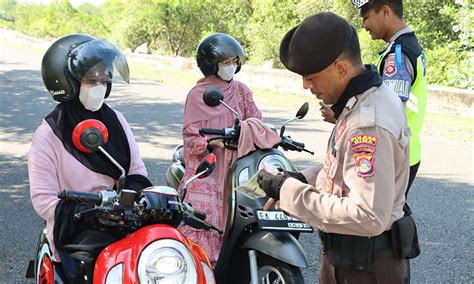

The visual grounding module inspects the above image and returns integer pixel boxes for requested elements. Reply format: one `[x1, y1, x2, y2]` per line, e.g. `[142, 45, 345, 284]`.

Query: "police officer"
[354, 0, 427, 209]
[352, 2, 427, 281]
[257, 12, 410, 283]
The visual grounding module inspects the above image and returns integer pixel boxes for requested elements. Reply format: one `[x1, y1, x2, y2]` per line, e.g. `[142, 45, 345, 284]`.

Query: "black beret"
[280, 12, 354, 75]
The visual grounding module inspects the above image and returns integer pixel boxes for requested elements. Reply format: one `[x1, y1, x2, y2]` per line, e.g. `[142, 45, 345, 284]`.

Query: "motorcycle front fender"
[241, 231, 308, 268]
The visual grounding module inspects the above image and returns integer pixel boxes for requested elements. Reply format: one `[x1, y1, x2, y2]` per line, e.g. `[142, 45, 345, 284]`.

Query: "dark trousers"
[320, 248, 406, 284]
[406, 162, 420, 199]
[404, 161, 420, 284]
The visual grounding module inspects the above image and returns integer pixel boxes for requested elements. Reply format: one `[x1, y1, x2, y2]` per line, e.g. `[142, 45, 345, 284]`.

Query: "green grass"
[129, 62, 200, 90]
[424, 113, 473, 131]
[129, 61, 317, 110]
[251, 87, 317, 109]
[422, 113, 473, 142]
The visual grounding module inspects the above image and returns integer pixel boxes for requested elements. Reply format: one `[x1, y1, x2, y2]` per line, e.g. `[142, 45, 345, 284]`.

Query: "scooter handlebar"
[199, 128, 226, 136]
[279, 136, 314, 155]
[280, 136, 304, 151]
[58, 191, 102, 206]
[291, 140, 305, 149]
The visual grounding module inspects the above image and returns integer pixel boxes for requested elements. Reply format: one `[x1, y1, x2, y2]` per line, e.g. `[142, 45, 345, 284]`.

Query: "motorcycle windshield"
[68, 39, 129, 85]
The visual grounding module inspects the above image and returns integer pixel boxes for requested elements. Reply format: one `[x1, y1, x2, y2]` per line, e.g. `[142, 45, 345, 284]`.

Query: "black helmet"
[41, 33, 130, 102]
[196, 33, 245, 77]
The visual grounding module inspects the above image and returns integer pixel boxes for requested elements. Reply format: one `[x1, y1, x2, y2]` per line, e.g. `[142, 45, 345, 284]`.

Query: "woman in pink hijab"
[179, 33, 262, 265]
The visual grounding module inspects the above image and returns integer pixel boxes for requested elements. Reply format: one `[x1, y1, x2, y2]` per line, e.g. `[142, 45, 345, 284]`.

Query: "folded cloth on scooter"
[221, 118, 282, 222]
[237, 118, 282, 158]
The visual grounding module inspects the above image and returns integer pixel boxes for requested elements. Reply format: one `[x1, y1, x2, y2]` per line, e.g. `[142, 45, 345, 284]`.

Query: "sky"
[17, 0, 105, 8]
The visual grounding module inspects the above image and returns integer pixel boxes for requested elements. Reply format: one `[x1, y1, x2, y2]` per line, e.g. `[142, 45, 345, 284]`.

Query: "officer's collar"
[330, 64, 382, 119]
[379, 27, 414, 55]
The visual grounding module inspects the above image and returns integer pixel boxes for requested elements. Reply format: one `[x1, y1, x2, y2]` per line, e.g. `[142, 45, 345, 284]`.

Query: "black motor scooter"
[167, 87, 314, 283]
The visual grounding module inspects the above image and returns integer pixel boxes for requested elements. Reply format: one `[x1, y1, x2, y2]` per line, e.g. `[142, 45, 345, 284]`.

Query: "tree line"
[1, 0, 472, 89]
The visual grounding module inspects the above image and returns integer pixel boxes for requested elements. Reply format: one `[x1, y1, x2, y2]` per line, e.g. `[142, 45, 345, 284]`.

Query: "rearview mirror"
[180, 153, 217, 200]
[280, 102, 310, 137]
[72, 119, 126, 190]
[196, 153, 217, 178]
[72, 119, 108, 153]
[296, 102, 309, 119]
[203, 87, 224, 107]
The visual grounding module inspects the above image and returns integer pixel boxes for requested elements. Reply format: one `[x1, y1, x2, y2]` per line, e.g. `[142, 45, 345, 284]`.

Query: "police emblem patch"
[354, 154, 375, 177]
[349, 134, 378, 178]
[383, 54, 397, 77]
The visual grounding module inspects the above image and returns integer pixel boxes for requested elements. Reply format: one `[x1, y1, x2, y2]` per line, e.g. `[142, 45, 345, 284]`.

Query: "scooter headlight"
[258, 155, 293, 173]
[138, 240, 197, 284]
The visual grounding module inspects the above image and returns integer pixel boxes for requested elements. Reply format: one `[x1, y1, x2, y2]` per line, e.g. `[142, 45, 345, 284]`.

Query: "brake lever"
[211, 225, 224, 234]
[183, 213, 223, 234]
[224, 140, 238, 150]
[74, 207, 101, 221]
[207, 135, 235, 142]
[207, 136, 225, 142]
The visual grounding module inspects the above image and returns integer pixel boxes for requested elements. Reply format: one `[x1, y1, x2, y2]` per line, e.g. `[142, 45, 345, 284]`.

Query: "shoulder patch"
[354, 153, 375, 177]
[383, 54, 397, 77]
[349, 134, 379, 178]
[349, 134, 378, 153]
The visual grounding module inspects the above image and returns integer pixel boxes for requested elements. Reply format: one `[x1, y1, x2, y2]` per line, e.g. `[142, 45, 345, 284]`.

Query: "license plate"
[255, 210, 313, 233]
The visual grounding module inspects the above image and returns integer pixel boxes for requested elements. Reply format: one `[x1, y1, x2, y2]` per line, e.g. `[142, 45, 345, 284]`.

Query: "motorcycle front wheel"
[256, 254, 304, 284]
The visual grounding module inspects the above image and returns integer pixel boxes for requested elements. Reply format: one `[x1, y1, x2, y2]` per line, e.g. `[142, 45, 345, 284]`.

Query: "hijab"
[45, 97, 131, 180]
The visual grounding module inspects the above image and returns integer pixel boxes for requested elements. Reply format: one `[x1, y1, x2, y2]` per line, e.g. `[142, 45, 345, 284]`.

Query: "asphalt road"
[1, 37, 473, 283]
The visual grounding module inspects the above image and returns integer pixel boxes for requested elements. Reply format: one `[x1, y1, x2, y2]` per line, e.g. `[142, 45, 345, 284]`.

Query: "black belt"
[319, 230, 392, 252]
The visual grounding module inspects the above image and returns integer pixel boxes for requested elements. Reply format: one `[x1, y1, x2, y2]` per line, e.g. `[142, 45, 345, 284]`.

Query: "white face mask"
[217, 64, 237, 81]
[79, 84, 107, 112]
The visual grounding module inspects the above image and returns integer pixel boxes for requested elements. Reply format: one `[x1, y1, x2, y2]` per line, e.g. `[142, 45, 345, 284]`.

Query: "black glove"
[282, 171, 308, 184]
[257, 170, 287, 200]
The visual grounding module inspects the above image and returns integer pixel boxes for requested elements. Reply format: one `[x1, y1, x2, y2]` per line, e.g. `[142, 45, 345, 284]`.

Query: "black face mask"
[330, 64, 382, 119]
[45, 97, 131, 180]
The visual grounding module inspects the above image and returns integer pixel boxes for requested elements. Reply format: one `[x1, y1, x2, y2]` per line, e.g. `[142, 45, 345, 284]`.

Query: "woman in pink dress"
[179, 33, 262, 265]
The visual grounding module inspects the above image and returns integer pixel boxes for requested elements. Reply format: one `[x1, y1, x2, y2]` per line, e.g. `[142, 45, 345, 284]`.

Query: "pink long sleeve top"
[28, 110, 147, 261]
[179, 76, 263, 263]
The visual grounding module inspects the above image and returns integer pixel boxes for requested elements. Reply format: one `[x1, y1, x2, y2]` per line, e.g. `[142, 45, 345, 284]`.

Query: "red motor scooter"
[26, 119, 220, 283]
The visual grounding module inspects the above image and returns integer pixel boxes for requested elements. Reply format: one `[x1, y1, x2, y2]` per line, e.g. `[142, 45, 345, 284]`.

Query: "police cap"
[279, 12, 355, 75]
